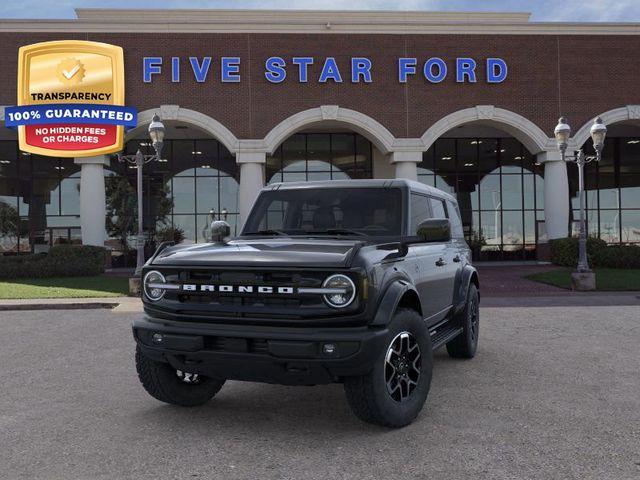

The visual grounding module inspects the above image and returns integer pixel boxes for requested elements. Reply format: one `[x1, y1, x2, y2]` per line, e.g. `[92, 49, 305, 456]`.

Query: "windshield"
[243, 187, 403, 237]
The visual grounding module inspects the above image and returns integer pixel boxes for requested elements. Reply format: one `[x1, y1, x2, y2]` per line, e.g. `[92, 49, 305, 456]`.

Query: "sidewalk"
[477, 264, 569, 297]
[0, 296, 142, 312]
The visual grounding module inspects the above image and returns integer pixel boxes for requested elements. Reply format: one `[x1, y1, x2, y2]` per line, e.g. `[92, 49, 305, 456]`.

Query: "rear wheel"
[344, 308, 433, 428]
[446, 283, 479, 359]
[135, 345, 225, 406]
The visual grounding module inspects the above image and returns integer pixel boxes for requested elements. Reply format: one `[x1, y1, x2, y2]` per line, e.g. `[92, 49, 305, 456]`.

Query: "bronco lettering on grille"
[181, 284, 295, 294]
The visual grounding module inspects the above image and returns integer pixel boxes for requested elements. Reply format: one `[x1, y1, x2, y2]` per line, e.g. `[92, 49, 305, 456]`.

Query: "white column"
[74, 155, 109, 246]
[237, 151, 266, 229]
[538, 151, 569, 239]
[391, 151, 422, 181]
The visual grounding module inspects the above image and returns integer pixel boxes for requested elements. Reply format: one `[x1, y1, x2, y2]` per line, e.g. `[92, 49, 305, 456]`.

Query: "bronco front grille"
[148, 268, 360, 321]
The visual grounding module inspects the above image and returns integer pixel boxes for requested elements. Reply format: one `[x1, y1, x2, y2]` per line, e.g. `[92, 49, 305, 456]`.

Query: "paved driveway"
[1, 305, 639, 480]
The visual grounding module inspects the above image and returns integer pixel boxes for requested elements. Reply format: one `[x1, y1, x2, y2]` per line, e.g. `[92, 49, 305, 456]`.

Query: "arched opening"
[571, 120, 640, 245]
[107, 121, 239, 267]
[418, 123, 545, 261]
[0, 126, 83, 254]
[266, 127, 375, 184]
[263, 106, 395, 185]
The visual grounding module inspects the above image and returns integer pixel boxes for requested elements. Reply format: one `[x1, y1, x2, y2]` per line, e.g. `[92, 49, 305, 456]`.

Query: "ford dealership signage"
[142, 56, 508, 84]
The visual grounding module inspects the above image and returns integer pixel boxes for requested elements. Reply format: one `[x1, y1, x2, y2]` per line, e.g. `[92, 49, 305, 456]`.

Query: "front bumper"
[133, 316, 389, 385]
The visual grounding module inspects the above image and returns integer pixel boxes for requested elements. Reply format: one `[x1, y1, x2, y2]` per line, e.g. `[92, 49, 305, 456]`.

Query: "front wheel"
[135, 345, 225, 406]
[343, 309, 433, 428]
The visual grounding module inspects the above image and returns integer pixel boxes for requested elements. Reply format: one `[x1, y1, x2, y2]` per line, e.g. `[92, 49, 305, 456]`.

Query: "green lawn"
[0, 276, 130, 299]
[526, 268, 640, 291]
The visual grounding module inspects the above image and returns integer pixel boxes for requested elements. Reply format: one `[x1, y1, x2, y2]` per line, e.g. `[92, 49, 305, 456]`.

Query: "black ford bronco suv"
[133, 179, 479, 427]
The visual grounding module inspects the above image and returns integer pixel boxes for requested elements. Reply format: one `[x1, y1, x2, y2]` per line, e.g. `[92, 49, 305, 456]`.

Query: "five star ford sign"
[5, 40, 137, 158]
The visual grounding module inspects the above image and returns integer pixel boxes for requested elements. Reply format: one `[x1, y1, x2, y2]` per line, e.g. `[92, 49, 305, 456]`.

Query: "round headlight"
[322, 274, 356, 308]
[143, 270, 166, 301]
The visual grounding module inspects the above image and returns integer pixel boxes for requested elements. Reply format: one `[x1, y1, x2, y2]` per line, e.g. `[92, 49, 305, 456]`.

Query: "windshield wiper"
[243, 229, 288, 236]
[307, 228, 368, 237]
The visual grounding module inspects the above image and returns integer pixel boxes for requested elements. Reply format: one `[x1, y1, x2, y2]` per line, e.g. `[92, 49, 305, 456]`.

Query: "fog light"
[323, 343, 337, 355]
[152, 333, 164, 344]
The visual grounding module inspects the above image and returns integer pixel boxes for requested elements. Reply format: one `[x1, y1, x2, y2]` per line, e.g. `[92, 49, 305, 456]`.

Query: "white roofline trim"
[0, 9, 639, 35]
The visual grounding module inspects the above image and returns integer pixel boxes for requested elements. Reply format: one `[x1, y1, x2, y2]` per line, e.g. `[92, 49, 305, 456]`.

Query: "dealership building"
[0, 9, 639, 262]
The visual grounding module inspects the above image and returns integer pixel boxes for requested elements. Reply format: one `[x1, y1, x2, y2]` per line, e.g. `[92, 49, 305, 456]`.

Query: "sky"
[0, 0, 639, 22]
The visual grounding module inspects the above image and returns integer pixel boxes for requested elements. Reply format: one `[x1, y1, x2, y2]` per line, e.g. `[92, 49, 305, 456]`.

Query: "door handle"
[435, 257, 447, 267]
[453, 255, 461, 263]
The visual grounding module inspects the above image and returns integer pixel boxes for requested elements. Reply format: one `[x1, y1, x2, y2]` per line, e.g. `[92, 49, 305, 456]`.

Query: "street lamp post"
[117, 113, 166, 276]
[553, 116, 607, 287]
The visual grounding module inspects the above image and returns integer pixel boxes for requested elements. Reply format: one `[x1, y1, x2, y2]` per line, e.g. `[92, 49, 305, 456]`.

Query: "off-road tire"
[446, 283, 479, 359]
[343, 308, 433, 428]
[135, 345, 225, 406]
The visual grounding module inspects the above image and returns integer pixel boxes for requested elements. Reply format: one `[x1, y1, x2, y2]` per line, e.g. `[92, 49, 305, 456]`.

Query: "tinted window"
[410, 193, 431, 235]
[447, 200, 464, 238]
[430, 197, 447, 219]
[244, 188, 402, 237]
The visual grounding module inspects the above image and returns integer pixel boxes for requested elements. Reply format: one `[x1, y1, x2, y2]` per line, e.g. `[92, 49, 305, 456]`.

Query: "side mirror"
[211, 220, 231, 244]
[416, 218, 451, 243]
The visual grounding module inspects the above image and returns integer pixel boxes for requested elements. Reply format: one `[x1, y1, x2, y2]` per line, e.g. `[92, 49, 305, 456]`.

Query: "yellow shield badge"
[6, 40, 135, 158]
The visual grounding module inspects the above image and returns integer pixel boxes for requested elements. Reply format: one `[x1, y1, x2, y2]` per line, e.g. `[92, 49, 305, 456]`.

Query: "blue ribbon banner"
[4, 104, 138, 128]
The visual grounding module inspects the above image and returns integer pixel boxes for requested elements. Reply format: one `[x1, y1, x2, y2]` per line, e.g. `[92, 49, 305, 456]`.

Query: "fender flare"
[453, 265, 480, 312]
[370, 279, 421, 327]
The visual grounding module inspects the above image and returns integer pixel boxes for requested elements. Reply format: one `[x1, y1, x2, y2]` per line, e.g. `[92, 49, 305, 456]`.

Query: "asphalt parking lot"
[1, 304, 639, 480]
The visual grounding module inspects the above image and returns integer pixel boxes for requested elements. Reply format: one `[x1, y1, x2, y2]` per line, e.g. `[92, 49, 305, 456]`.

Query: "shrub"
[593, 244, 640, 269]
[550, 237, 640, 269]
[0, 245, 107, 279]
[155, 226, 185, 244]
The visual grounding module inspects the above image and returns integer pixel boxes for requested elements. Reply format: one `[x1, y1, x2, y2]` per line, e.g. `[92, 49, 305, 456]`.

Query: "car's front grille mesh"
[159, 269, 336, 320]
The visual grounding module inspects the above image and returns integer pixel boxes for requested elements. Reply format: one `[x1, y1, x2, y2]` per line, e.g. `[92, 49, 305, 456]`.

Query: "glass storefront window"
[569, 136, 640, 244]
[419, 136, 544, 260]
[621, 210, 640, 243]
[266, 132, 372, 183]
[621, 175, 640, 209]
[501, 175, 523, 210]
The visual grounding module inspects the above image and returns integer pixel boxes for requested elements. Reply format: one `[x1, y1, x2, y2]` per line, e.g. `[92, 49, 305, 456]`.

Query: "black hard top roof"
[263, 179, 457, 203]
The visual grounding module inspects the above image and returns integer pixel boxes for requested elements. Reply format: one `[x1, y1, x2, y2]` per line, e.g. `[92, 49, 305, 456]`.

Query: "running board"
[430, 326, 463, 350]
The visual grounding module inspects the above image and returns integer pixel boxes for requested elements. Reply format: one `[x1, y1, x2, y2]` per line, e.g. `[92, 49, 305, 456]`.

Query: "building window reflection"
[570, 137, 640, 244]
[266, 133, 373, 183]
[419, 137, 543, 260]
[116, 138, 240, 247]
[0, 141, 81, 254]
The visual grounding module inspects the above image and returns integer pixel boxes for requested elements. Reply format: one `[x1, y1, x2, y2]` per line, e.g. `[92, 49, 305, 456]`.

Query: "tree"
[0, 201, 20, 250]
[105, 176, 173, 252]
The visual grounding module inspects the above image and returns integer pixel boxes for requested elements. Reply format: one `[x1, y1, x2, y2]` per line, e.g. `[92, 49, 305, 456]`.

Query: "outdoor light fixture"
[554, 117, 571, 153]
[117, 113, 166, 276]
[590, 117, 607, 153]
[552, 116, 607, 287]
[147, 113, 165, 158]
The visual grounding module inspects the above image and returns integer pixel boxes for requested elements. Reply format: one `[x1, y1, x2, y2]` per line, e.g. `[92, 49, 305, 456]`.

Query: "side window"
[430, 197, 447, 219]
[410, 193, 431, 235]
[446, 200, 465, 238]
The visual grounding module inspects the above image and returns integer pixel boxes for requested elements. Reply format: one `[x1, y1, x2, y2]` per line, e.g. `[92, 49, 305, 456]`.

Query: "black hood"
[150, 238, 364, 268]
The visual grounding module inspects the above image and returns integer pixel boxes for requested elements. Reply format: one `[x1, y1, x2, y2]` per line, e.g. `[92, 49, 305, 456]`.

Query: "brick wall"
[0, 32, 638, 140]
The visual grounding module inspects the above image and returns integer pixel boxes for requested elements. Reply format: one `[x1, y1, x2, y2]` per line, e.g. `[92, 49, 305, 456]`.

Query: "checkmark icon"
[62, 64, 80, 79]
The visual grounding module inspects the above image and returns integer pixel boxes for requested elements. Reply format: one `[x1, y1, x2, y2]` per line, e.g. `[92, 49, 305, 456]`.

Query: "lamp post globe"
[590, 116, 607, 154]
[554, 117, 571, 155]
[148, 113, 166, 158]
